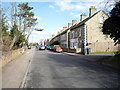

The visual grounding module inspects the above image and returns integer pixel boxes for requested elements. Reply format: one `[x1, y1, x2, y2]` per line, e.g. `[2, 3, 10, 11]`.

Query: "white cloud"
[49, 5, 55, 8]
[55, 0, 73, 11]
[34, 16, 41, 20]
[54, 0, 105, 11]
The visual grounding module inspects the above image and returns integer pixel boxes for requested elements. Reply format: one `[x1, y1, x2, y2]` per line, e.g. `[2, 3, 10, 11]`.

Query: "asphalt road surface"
[23, 49, 120, 88]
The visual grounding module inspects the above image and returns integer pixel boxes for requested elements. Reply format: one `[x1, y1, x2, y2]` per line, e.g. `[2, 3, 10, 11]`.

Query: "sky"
[1, 0, 114, 43]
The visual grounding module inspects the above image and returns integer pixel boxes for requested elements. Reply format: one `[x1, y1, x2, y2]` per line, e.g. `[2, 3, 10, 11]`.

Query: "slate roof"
[52, 10, 109, 39]
[70, 10, 107, 30]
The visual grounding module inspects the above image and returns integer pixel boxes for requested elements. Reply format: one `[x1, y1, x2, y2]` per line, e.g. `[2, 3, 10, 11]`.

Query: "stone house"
[49, 6, 119, 54]
[60, 21, 78, 51]
[59, 27, 68, 51]
[68, 6, 119, 53]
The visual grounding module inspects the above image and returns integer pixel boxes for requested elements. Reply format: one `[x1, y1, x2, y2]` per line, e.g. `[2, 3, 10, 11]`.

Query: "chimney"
[63, 26, 67, 30]
[72, 20, 77, 26]
[68, 23, 72, 28]
[89, 6, 97, 17]
[80, 14, 87, 21]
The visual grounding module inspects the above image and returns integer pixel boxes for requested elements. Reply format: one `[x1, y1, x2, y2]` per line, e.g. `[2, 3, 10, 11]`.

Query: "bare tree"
[9, 2, 18, 50]
[101, 0, 119, 12]
[9, 2, 37, 50]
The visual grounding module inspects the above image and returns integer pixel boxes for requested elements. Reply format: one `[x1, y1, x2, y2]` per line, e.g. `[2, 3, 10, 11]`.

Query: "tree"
[1, 8, 12, 52]
[102, 1, 120, 45]
[17, 2, 37, 39]
[9, 2, 19, 50]
[13, 34, 26, 49]
[1, 12, 8, 36]
[9, 2, 37, 50]
[1, 2, 37, 51]
[0, 4, 2, 53]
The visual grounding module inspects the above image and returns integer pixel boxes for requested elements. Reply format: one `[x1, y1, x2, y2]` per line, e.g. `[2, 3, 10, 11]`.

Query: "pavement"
[2, 48, 35, 88]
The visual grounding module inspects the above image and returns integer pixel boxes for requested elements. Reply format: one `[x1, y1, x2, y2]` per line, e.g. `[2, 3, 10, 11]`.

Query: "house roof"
[55, 28, 69, 37]
[71, 10, 109, 30]
[51, 10, 109, 40]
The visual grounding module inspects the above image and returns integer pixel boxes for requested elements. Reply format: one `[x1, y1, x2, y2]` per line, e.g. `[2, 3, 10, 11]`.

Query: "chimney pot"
[63, 26, 67, 30]
[68, 23, 72, 28]
[89, 6, 97, 17]
[80, 14, 87, 21]
[72, 20, 77, 26]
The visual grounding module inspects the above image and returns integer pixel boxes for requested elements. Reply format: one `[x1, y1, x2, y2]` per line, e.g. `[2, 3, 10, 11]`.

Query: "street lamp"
[34, 28, 43, 31]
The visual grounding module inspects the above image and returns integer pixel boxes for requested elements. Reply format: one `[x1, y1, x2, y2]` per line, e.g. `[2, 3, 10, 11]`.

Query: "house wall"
[85, 10, 118, 52]
[49, 10, 119, 53]
[60, 33, 68, 51]
[69, 25, 85, 53]
[86, 11, 110, 43]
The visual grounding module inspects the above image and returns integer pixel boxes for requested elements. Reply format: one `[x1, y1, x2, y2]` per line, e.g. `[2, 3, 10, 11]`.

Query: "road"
[23, 49, 119, 88]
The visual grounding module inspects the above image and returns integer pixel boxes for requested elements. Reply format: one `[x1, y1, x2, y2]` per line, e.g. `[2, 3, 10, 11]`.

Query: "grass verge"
[102, 55, 120, 68]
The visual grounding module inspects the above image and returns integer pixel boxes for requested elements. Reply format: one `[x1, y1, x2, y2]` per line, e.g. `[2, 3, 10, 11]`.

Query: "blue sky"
[2, 0, 113, 43]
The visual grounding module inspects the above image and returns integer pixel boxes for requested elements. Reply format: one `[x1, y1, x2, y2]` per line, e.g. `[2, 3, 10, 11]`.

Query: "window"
[73, 43, 74, 48]
[100, 16, 104, 24]
[78, 28, 81, 37]
[71, 31, 74, 39]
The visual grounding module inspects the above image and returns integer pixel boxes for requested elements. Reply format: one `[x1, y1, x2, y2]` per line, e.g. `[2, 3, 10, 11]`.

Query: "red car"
[53, 45, 63, 52]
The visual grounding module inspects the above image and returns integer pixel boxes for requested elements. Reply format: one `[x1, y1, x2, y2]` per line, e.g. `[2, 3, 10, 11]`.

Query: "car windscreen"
[40, 45, 45, 47]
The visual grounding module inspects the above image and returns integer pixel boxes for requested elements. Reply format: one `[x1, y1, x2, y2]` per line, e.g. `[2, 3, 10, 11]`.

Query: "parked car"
[27, 46, 31, 49]
[46, 46, 50, 50]
[50, 46, 54, 51]
[36, 45, 39, 48]
[53, 45, 63, 52]
[47, 45, 54, 51]
[38, 45, 45, 50]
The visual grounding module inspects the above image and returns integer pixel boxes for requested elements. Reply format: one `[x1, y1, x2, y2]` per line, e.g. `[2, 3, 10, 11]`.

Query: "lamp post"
[34, 28, 43, 31]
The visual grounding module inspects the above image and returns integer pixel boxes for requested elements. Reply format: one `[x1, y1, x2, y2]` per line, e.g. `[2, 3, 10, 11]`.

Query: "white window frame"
[100, 16, 104, 24]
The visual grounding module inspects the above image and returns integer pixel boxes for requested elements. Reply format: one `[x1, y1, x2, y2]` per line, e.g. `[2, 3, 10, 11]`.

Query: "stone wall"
[89, 42, 120, 53]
